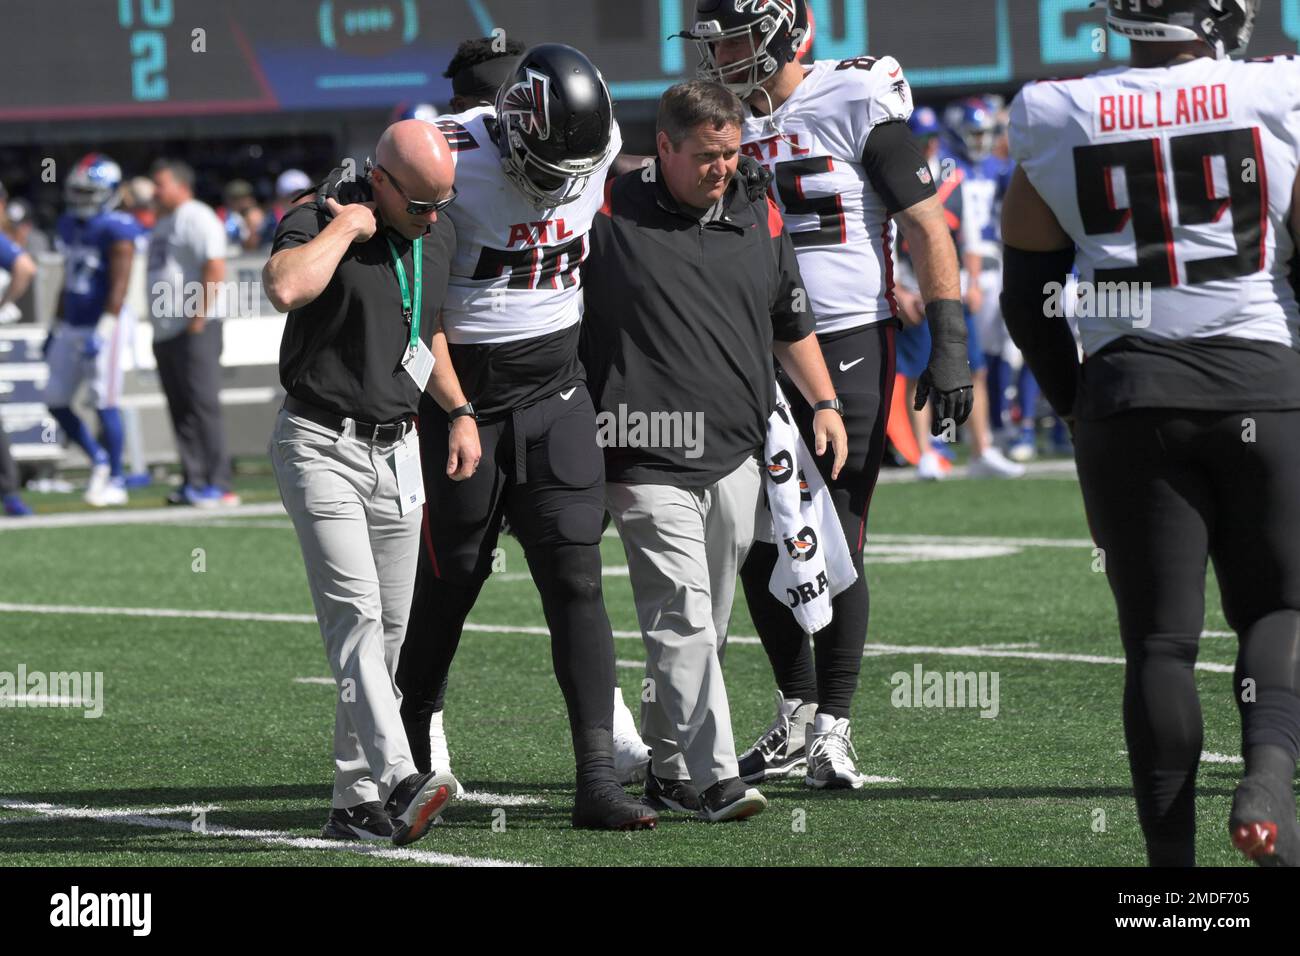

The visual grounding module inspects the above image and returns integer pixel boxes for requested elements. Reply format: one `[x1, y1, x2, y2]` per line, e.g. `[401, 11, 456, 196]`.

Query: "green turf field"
[0, 465, 1255, 866]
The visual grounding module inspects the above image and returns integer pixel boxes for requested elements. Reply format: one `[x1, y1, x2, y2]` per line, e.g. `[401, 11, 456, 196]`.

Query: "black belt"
[283, 394, 413, 444]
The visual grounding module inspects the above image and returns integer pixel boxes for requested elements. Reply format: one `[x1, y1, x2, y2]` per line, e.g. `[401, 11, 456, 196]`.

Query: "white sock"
[813, 712, 839, 735]
[612, 686, 638, 737]
[430, 710, 444, 735]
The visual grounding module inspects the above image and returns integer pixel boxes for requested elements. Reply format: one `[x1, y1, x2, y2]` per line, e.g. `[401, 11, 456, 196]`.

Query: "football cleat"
[805, 717, 866, 790]
[1229, 775, 1300, 867]
[916, 451, 949, 481]
[643, 772, 701, 814]
[84, 467, 127, 508]
[321, 802, 394, 841]
[738, 691, 817, 783]
[387, 770, 458, 846]
[2, 493, 33, 517]
[967, 447, 1025, 479]
[572, 783, 658, 831]
[698, 777, 767, 823]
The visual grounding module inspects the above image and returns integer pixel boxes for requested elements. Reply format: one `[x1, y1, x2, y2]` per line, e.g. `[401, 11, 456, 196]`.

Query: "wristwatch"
[449, 402, 476, 423]
[813, 398, 845, 416]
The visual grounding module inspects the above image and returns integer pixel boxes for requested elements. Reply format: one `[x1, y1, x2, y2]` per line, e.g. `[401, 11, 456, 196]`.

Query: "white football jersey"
[1010, 55, 1300, 355]
[432, 107, 621, 345]
[741, 56, 916, 334]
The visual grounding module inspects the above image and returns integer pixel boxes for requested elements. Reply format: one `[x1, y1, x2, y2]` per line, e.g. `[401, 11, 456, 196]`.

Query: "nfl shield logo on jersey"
[916, 165, 933, 185]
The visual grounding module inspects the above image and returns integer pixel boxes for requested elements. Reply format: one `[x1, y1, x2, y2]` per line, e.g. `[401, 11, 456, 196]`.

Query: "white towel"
[757, 382, 858, 633]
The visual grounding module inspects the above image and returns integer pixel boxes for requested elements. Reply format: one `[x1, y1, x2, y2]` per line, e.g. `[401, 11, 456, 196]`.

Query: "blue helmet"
[65, 153, 122, 219]
[943, 98, 997, 162]
[908, 105, 943, 139]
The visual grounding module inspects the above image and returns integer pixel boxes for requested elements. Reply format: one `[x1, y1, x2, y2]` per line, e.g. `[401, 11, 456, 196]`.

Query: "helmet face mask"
[687, 0, 806, 99]
[494, 45, 613, 209]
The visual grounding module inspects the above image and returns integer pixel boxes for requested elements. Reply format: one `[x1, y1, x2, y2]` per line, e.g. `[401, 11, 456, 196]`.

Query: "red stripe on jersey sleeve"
[766, 196, 784, 238]
[599, 178, 614, 218]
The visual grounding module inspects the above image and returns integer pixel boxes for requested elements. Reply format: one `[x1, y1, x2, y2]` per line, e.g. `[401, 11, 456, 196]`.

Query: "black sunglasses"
[376, 163, 457, 215]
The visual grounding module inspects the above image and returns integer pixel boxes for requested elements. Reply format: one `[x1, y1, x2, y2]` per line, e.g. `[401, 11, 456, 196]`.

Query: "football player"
[1001, 0, 1300, 866]
[390, 44, 656, 830]
[682, 0, 973, 788]
[47, 154, 141, 508]
[0, 189, 36, 517]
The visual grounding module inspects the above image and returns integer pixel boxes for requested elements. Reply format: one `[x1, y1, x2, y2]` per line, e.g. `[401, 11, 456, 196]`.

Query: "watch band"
[449, 402, 476, 422]
[813, 398, 844, 416]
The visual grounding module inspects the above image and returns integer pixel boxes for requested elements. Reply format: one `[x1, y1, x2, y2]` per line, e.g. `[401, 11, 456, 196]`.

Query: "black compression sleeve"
[999, 244, 1080, 419]
[861, 120, 937, 216]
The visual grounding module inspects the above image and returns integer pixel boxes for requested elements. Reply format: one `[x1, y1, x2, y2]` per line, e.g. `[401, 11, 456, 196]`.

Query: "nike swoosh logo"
[839, 358, 865, 372]
[889, 68, 901, 78]
[560, 387, 577, 400]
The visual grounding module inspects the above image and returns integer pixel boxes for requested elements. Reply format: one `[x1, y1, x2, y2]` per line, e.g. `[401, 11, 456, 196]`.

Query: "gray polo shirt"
[147, 198, 228, 342]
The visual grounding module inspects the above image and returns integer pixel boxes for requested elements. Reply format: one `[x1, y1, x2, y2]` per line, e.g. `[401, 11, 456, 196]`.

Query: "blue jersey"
[55, 210, 141, 326]
[0, 232, 22, 272]
[961, 154, 1014, 260]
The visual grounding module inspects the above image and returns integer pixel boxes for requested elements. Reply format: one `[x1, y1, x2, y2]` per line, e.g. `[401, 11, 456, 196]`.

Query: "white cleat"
[805, 717, 866, 790]
[916, 451, 947, 481]
[1007, 439, 1037, 463]
[84, 467, 128, 507]
[967, 447, 1026, 479]
[613, 686, 650, 785]
[428, 710, 465, 798]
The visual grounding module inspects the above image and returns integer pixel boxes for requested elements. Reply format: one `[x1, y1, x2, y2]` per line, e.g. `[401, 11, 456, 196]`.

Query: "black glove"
[914, 298, 974, 435]
[737, 154, 773, 203]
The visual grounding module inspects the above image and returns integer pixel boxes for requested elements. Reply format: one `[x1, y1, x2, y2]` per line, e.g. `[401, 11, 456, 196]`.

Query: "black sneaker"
[738, 692, 816, 784]
[321, 802, 393, 841]
[699, 777, 767, 823]
[572, 783, 658, 831]
[386, 770, 458, 846]
[1230, 775, 1300, 867]
[643, 772, 701, 813]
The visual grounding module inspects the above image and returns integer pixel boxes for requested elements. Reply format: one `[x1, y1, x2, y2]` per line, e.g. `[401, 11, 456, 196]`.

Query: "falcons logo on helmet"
[500, 68, 552, 141]
[734, 0, 795, 18]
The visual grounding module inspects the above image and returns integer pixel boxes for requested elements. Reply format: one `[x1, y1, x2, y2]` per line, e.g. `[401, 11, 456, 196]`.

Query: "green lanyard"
[385, 235, 422, 358]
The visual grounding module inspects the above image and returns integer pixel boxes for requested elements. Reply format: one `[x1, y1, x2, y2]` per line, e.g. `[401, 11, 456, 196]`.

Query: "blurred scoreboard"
[3, 0, 1300, 121]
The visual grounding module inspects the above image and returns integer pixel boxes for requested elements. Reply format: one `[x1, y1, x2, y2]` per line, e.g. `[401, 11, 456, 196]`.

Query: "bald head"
[372, 119, 456, 238]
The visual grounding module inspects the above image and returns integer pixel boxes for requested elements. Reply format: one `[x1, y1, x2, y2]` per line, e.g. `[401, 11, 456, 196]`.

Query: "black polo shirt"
[271, 200, 455, 424]
[581, 161, 815, 487]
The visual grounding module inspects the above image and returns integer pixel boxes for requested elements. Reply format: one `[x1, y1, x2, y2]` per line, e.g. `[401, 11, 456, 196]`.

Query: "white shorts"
[43, 312, 136, 409]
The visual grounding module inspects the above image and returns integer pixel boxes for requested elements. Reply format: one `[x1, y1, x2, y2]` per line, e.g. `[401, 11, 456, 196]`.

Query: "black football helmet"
[1092, 0, 1259, 59]
[684, 0, 809, 98]
[493, 43, 613, 208]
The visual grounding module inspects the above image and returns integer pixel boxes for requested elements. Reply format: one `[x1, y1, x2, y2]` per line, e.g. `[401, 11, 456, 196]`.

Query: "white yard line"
[0, 502, 287, 532]
[0, 799, 529, 867]
[0, 602, 1237, 672]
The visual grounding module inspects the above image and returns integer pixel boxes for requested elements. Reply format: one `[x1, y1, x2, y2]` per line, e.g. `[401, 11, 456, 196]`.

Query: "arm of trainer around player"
[262, 199, 377, 313]
[865, 120, 973, 432]
[998, 167, 1080, 428]
[767, 225, 849, 480]
[425, 310, 480, 482]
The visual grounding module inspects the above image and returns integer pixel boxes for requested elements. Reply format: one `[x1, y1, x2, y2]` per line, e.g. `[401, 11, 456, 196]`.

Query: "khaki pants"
[270, 406, 421, 808]
[606, 457, 762, 790]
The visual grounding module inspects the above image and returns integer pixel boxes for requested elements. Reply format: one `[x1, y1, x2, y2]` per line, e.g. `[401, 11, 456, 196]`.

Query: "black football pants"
[396, 385, 618, 790]
[1075, 407, 1300, 866]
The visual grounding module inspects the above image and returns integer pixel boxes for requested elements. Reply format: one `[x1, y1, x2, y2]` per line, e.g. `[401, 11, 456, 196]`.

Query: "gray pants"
[269, 406, 421, 808]
[153, 322, 231, 491]
[606, 456, 763, 790]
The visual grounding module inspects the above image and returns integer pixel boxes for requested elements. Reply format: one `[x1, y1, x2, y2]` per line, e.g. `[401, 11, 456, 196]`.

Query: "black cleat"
[320, 802, 393, 841]
[738, 693, 816, 784]
[387, 770, 458, 846]
[698, 777, 767, 823]
[573, 783, 659, 831]
[1229, 775, 1300, 867]
[643, 772, 701, 813]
